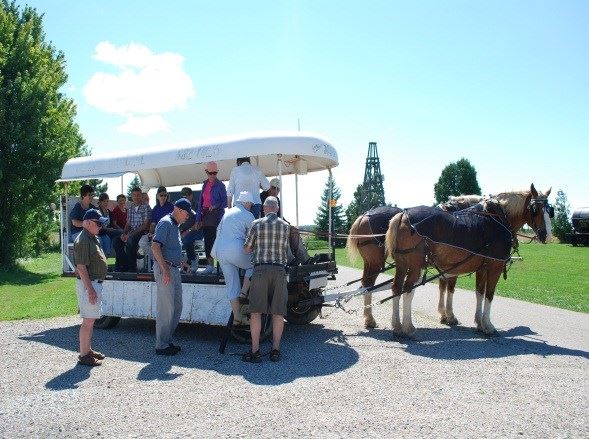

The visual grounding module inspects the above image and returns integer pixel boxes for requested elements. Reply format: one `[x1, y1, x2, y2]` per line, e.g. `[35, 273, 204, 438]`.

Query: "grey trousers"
[154, 263, 183, 349]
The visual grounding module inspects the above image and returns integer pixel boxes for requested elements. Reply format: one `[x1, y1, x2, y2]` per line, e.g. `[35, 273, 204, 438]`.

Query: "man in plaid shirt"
[243, 196, 290, 363]
[113, 186, 151, 271]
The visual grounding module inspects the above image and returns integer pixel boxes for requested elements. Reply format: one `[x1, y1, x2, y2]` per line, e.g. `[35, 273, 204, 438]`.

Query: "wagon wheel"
[286, 286, 321, 325]
[230, 304, 273, 344]
[94, 316, 120, 329]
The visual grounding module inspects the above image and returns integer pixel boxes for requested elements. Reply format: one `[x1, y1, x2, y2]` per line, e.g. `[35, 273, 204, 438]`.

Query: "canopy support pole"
[277, 154, 283, 219]
[328, 168, 333, 249]
[295, 172, 299, 226]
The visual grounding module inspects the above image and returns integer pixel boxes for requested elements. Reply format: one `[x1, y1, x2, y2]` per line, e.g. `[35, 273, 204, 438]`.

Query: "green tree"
[345, 183, 363, 230]
[552, 189, 572, 243]
[314, 175, 347, 245]
[127, 175, 141, 198]
[434, 158, 482, 203]
[0, 2, 85, 265]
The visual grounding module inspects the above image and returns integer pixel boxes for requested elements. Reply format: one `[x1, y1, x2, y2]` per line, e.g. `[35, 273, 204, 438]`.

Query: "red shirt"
[202, 180, 213, 209]
[112, 206, 127, 229]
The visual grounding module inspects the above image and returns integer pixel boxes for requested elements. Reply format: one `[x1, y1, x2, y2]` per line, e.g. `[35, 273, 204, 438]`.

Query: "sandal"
[78, 353, 102, 367]
[90, 349, 105, 360]
[269, 348, 281, 362]
[241, 350, 261, 363]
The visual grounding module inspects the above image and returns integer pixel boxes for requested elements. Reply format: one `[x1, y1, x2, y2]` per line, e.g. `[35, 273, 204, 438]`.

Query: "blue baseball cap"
[174, 198, 196, 215]
[83, 208, 109, 225]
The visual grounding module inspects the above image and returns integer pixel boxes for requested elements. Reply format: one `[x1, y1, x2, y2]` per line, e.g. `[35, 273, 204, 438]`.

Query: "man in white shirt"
[226, 157, 270, 219]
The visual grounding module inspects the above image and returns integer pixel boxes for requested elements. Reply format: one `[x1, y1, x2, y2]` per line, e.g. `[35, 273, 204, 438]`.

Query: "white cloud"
[83, 41, 195, 135]
[117, 115, 169, 136]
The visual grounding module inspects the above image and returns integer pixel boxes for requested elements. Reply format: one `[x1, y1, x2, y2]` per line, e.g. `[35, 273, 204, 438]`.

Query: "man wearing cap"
[227, 157, 270, 219]
[196, 162, 227, 274]
[151, 198, 193, 355]
[179, 187, 204, 272]
[260, 178, 281, 218]
[74, 209, 109, 366]
[211, 191, 255, 325]
[243, 196, 290, 363]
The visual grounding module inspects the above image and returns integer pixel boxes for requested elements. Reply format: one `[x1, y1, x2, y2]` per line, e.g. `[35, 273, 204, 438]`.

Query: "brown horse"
[385, 184, 552, 337]
[346, 195, 481, 328]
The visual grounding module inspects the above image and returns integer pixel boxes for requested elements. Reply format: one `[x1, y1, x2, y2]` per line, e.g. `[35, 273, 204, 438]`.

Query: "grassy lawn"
[0, 253, 76, 320]
[314, 242, 589, 314]
[1, 243, 587, 321]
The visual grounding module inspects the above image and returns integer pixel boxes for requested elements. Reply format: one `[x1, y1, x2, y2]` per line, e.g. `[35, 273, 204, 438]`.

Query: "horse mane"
[440, 195, 484, 212]
[492, 190, 530, 220]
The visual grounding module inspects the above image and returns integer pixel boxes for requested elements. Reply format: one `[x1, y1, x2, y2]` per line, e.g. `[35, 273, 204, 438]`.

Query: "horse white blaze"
[544, 211, 553, 240]
[482, 297, 496, 333]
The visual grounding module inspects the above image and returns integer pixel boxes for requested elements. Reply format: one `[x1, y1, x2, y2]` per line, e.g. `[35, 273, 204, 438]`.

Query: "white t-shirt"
[227, 162, 270, 205]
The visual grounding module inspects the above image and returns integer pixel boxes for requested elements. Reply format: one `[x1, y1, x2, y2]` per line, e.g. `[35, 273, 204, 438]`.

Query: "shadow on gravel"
[359, 325, 589, 361]
[21, 318, 359, 387]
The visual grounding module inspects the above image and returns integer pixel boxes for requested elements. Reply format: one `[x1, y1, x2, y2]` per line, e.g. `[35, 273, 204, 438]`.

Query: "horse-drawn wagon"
[570, 207, 589, 246]
[57, 132, 339, 341]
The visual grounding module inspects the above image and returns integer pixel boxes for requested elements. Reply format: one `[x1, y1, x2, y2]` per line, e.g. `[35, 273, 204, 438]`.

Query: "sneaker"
[155, 345, 178, 356]
[168, 343, 181, 353]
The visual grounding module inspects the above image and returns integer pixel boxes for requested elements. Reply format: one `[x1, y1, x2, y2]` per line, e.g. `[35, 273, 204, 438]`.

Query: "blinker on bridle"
[529, 198, 554, 218]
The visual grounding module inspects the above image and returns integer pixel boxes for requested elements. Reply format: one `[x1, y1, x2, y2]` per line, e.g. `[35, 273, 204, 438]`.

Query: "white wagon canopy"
[58, 131, 338, 186]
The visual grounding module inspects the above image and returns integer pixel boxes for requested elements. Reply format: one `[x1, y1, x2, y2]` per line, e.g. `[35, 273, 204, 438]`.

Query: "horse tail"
[346, 215, 363, 262]
[385, 212, 403, 260]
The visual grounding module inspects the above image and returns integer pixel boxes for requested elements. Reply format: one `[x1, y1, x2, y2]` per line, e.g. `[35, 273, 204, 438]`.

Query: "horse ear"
[530, 183, 538, 197]
[545, 187, 552, 197]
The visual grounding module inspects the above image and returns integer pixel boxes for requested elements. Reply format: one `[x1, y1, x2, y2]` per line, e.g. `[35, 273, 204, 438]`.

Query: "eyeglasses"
[206, 171, 218, 175]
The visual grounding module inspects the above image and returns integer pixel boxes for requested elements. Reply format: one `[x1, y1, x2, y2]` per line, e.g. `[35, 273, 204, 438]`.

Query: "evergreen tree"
[127, 175, 141, 198]
[552, 189, 573, 243]
[0, 2, 85, 264]
[314, 175, 347, 245]
[345, 184, 363, 230]
[434, 158, 482, 203]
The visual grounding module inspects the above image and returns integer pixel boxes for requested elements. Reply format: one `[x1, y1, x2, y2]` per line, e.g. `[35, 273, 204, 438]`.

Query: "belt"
[254, 263, 286, 268]
[165, 261, 181, 268]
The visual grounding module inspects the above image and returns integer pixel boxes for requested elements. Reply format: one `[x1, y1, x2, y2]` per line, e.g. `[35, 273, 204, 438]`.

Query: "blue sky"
[21, 0, 589, 224]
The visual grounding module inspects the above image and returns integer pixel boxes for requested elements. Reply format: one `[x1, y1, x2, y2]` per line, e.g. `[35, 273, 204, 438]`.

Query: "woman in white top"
[212, 191, 256, 325]
[226, 157, 270, 219]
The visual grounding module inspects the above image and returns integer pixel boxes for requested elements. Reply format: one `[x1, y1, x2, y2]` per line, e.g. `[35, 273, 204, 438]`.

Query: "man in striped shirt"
[243, 196, 290, 363]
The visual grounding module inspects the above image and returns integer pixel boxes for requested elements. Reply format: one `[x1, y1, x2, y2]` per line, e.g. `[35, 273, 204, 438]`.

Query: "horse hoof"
[392, 324, 403, 334]
[440, 315, 448, 325]
[364, 317, 377, 329]
[402, 325, 416, 337]
[446, 316, 459, 326]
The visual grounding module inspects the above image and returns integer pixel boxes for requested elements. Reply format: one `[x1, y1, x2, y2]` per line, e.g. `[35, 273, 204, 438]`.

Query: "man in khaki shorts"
[74, 209, 109, 366]
[243, 196, 290, 363]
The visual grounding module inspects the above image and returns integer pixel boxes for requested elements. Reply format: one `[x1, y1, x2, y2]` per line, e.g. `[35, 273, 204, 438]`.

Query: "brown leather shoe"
[90, 350, 105, 360]
[78, 353, 102, 367]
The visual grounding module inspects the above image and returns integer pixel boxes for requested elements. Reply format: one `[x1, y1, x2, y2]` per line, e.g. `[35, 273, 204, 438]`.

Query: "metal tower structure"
[361, 141, 386, 210]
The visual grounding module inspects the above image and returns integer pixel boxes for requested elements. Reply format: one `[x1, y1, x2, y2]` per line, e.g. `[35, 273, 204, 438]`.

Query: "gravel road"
[1, 266, 587, 438]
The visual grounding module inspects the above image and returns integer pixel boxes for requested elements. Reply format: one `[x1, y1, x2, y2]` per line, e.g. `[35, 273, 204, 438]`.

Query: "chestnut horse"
[346, 195, 482, 328]
[385, 184, 552, 337]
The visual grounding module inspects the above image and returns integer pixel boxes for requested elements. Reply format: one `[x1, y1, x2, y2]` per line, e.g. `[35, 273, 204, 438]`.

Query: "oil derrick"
[361, 142, 386, 211]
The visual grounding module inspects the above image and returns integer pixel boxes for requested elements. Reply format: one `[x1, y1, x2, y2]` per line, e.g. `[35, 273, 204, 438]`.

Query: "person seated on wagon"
[142, 191, 152, 219]
[211, 190, 255, 325]
[111, 194, 128, 229]
[113, 186, 150, 272]
[179, 187, 204, 272]
[69, 184, 97, 242]
[138, 186, 174, 257]
[97, 192, 123, 256]
[260, 178, 281, 217]
[195, 161, 227, 275]
[227, 156, 270, 219]
[260, 178, 310, 265]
